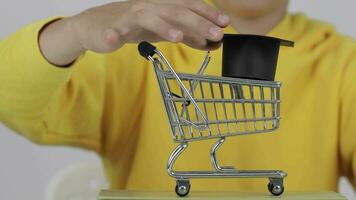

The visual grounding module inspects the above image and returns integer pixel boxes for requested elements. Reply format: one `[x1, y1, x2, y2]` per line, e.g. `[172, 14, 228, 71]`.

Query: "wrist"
[63, 17, 86, 54]
[39, 18, 85, 66]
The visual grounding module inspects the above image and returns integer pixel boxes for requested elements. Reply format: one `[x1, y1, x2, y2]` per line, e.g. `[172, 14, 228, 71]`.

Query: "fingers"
[135, 10, 184, 43]
[162, 5, 224, 41]
[175, 0, 230, 27]
[110, 0, 227, 51]
[154, 4, 224, 50]
[149, 0, 230, 27]
[181, 30, 221, 51]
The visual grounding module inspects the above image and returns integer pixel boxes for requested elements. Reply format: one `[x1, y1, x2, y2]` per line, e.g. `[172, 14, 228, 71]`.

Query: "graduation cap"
[222, 34, 294, 81]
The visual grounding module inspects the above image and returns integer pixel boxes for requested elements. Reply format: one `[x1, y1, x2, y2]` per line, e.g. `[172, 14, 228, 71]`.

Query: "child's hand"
[68, 0, 230, 53]
[39, 0, 229, 66]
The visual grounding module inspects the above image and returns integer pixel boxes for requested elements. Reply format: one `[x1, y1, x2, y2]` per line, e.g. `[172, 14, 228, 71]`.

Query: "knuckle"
[102, 31, 120, 46]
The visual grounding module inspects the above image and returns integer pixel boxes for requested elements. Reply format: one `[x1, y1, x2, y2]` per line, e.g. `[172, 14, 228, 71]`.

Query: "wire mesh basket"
[158, 69, 281, 143]
[138, 42, 286, 197]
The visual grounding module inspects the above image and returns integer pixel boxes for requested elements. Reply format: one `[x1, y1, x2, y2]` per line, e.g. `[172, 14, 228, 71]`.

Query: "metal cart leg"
[167, 143, 192, 197]
[210, 137, 235, 172]
[167, 143, 189, 178]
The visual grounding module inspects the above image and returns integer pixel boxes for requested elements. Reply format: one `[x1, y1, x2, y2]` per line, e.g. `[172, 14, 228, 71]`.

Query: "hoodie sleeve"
[0, 18, 105, 152]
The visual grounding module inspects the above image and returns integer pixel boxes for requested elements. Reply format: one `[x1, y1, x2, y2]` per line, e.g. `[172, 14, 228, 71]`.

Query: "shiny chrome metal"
[210, 137, 235, 172]
[167, 143, 287, 180]
[169, 169, 287, 179]
[151, 70, 281, 142]
[146, 45, 286, 196]
[155, 50, 208, 130]
[190, 51, 210, 94]
[180, 51, 210, 124]
[167, 143, 188, 178]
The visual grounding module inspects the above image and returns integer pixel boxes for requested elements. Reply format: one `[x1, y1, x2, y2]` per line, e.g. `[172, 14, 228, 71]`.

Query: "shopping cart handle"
[138, 41, 157, 59]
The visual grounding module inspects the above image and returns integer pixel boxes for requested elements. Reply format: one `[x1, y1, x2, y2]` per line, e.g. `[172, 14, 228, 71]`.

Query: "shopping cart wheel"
[267, 181, 284, 196]
[175, 179, 191, 197]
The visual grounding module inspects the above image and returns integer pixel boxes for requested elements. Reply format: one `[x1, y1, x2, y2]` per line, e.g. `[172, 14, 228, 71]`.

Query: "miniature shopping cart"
[138, 41, 287, 197]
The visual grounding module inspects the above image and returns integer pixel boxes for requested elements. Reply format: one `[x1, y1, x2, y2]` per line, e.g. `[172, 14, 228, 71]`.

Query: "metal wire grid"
[138, 43, 287, 197]
[154, 61, 281, 143]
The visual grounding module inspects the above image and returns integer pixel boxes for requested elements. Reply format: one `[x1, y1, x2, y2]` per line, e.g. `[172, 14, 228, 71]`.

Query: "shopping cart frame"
[138, 42, 287, 197]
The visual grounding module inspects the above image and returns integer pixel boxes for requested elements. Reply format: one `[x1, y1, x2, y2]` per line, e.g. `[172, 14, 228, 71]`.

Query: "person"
[0, 0, 355, 193]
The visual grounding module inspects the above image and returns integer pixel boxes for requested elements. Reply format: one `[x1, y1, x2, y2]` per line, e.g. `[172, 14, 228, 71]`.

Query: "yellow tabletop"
[99, 190, 346, 200]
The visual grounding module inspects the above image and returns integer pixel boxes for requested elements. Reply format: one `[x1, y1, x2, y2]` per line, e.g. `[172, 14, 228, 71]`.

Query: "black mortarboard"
[222, 34, 294, 81]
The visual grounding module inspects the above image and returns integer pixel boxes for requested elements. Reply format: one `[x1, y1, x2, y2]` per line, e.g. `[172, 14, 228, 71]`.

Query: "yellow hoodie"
[0, 12, 355, 193]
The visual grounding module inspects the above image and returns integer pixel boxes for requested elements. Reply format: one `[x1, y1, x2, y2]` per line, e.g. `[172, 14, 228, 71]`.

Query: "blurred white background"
[0, 0, 355, 200]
